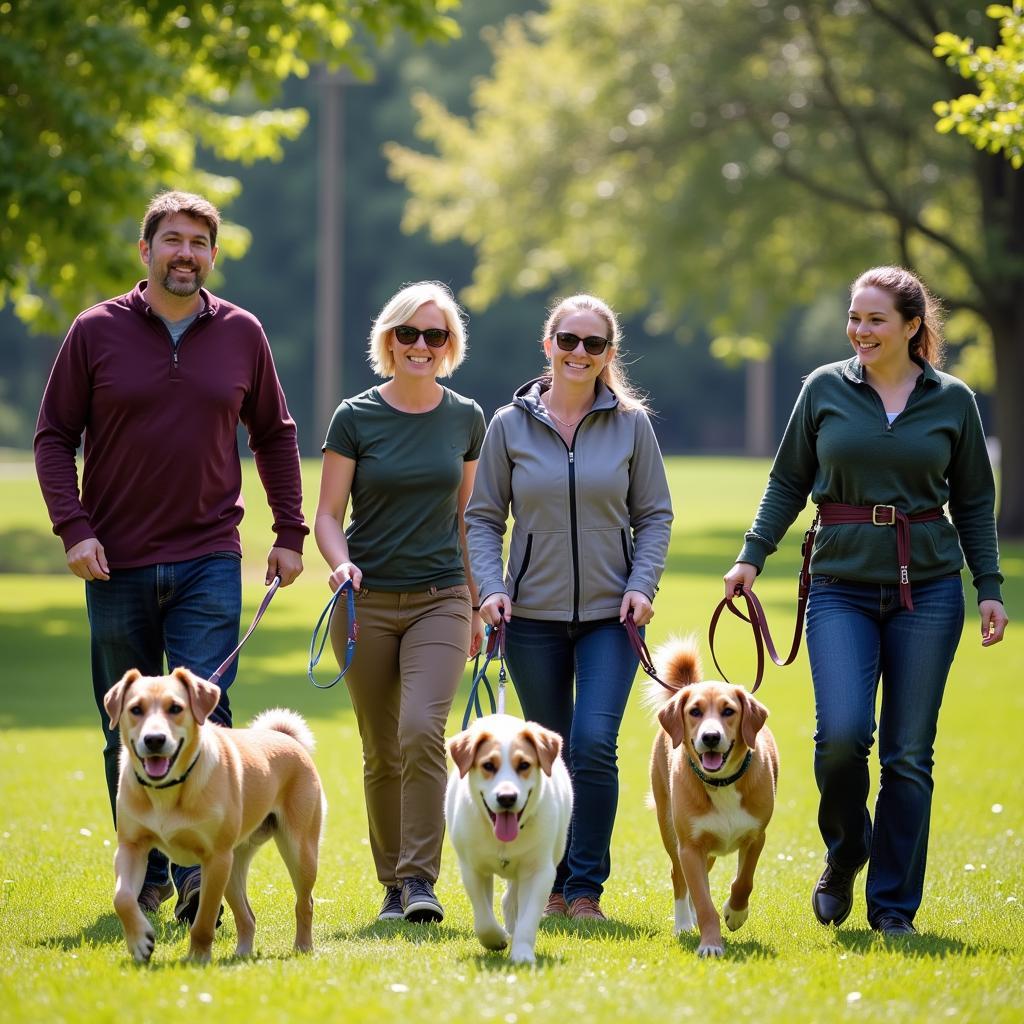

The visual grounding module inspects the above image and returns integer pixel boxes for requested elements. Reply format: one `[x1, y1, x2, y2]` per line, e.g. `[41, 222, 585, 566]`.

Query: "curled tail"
[642, 634, 703, 709]
[249, 708, 316, 753]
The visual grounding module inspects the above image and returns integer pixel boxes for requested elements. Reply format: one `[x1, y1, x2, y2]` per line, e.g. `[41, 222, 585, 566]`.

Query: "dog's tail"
[249, 708, 316, 753]
[641, 634, 702, 709]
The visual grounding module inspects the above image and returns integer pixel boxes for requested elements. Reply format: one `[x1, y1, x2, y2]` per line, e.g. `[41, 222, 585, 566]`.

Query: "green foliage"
[934, 4, 1024, 169]
[0, 0, 460, 332]
[1, 457, 1023, 1020]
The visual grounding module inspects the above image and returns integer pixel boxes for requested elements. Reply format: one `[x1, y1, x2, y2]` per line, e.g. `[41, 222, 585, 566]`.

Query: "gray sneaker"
[378, 885, 404, 921]
[401, 877, 444, 923]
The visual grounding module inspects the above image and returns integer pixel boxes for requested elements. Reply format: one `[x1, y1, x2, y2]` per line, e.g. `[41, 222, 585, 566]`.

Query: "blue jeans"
[805, 574, 964, 926]
[503, 616, 640, 903]
[86, 552, 242, 890]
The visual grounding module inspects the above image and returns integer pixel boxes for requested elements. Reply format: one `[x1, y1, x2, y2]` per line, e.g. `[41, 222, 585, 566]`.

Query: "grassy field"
[0, 455, 1021, 1023]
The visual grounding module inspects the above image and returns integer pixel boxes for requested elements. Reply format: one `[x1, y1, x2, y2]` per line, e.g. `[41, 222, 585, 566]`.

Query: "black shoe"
[812, 858, 865, 926]
[378, 885, 404, 921]
[172, 869, 224, 927]
[873, 913, 916, 936]
[400, 877, 444, 923]
[137, 880, 174, 914]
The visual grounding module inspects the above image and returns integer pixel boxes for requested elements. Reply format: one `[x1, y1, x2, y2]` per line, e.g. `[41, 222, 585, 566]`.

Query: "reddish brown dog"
[103, 667, 325, 963]
[648, 637, 778, 957]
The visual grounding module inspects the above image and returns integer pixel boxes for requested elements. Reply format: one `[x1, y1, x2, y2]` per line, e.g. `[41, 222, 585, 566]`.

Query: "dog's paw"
[509, 943, 537, 965]
[696, 942, 725, 958]
[127, 925, 155, 963]
[186, 941, 213, 964]
[476, 925, 510, 951]
[722, 898, 749, 932]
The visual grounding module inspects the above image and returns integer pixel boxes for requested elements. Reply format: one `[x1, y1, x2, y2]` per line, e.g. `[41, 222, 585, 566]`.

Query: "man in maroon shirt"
[34, 191, 308, 925]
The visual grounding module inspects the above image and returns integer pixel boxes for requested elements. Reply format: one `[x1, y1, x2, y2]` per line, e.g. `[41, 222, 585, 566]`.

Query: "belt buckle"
[872, 504, 896, 526]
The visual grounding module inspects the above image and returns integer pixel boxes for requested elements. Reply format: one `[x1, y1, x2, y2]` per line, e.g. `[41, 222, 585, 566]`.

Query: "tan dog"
[103, 667, 325, 963]
[446, 714, 572, 965]
[648, 638, 778, 957]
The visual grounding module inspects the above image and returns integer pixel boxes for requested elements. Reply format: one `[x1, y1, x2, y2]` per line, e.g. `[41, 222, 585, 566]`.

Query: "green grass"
[1, 456, 1021, 1023]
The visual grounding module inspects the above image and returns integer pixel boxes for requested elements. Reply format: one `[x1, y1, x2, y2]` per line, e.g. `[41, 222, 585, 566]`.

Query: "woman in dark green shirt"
[725, 266, 1007, 936]
[314, 281, 485, 925]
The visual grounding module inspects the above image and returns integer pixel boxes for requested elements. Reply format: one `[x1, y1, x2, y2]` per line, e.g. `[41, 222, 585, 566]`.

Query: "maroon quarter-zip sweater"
[34, 282, 307, 567]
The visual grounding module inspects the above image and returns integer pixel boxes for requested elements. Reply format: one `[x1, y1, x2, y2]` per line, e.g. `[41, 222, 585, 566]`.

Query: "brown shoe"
[137, 881, 174, 914]
[568, 895, 605, 920]
[543, 892, 568, 917]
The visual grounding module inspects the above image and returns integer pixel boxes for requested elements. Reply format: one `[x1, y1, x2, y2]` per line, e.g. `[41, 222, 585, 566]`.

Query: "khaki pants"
[331, 584, 471, 886]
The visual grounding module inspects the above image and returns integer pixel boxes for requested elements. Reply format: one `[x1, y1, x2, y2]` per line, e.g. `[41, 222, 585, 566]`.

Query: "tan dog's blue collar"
[687, 750, 753, 788]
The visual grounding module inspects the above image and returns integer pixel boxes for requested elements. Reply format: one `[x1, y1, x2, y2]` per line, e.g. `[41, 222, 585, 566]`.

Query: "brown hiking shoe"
[567, 895, 605, 920]
[137, 881, 174, 914]
[543, 892, 568, 917]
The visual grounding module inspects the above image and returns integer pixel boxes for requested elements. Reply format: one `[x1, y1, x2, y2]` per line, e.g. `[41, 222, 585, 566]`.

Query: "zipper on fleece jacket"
[567, 448, 581, 622]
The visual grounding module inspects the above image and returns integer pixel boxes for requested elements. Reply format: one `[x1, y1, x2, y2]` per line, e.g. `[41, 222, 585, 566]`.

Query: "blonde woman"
[315, 282, 485, 923]
[466, 294, 673, 920]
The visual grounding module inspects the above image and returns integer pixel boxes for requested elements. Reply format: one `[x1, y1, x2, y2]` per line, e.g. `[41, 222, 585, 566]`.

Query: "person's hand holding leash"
[979, 599, 1008, 647]
[67, 537, 110, 581]
[268, 546, 303, 587]
[329, 560, 362, 593]
[723, 562, 757, 599]
[620, 590, 654, 626]
[480, 592, 511, 627]
[469, 611, 485, 659]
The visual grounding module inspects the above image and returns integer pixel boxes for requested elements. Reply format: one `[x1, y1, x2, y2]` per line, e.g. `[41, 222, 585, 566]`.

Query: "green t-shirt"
[323, 386, 486, 590]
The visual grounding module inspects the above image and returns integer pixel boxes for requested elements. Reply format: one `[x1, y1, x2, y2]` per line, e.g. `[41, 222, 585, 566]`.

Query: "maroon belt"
[817, 503, 945, 611]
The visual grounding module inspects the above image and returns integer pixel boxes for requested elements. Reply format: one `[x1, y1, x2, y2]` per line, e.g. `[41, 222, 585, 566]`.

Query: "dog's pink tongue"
[701, 751, 725, 772]
[494, 811, 519, 843]
[144, 756, 171, 779]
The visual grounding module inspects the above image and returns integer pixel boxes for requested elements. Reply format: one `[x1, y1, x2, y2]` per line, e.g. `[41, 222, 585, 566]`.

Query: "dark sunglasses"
[394, 324, 450, 348]
[554, 331, 611, 355]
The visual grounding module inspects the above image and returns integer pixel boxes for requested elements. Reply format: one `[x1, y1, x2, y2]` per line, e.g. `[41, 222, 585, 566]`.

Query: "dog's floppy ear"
[736, 686, 768, 750]
[448, 727, 489, 778]
[520, 723, 563, 776]
[657, 687, 691, 749]
[172, 667, 221, 725]
[103, 669, 142, 729]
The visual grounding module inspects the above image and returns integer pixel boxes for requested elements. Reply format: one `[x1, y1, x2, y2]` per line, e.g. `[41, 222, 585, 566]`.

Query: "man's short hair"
[141, 191, 221, 248]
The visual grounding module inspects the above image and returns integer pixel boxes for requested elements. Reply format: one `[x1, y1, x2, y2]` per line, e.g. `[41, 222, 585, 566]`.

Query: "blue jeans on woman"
[805, 573, 964, 927]
[503, 615, 640, 904]
[86, 552, 242, 891]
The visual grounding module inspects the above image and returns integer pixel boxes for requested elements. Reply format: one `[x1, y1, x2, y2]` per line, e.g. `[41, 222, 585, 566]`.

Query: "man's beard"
[160, 262, 205, 296]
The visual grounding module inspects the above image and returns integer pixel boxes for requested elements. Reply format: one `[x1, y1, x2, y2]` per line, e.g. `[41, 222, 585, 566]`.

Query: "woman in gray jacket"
[467, 293, 673, 920]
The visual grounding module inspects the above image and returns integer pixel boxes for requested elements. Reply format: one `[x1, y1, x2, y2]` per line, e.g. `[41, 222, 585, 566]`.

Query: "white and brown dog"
[103, 667, 325, 963]
[648, 638, 778, 957]
[446, 714, 572, 964]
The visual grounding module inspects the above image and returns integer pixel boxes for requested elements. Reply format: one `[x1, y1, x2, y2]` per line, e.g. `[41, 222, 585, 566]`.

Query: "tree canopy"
[934, 2, 1024, 168]
[387, 0, 1024, 535]
[0, 0, 459, 332]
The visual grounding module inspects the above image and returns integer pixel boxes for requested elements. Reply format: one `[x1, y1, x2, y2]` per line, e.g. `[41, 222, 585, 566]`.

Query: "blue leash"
[461, 620, 508, 730]
[308, 579, 358, 689]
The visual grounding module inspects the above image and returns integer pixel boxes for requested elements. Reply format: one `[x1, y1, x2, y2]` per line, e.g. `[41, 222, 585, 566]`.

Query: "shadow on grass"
[836, 927, 982, 957]
[672, 934, 778, 960]
[39, 911, 185, 951]
[333, 919, 476, 944]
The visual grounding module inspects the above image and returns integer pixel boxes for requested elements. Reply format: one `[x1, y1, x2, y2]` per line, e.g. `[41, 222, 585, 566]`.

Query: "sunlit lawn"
[0, 456, 1021, 1023]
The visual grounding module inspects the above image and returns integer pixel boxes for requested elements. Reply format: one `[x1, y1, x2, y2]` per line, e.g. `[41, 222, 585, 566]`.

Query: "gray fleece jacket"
[466, 377, 674, 622]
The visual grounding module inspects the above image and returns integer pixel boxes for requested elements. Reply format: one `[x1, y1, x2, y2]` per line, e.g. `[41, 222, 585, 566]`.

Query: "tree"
[934, 2, 1024, 168]
[0, 0, 459, 333]
[387, 0, 1024, 537]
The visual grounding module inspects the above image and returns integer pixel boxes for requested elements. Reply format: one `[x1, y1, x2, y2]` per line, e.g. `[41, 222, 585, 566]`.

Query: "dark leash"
[461, 619, 508, 729]
[707, 515, 818, 693]
[207, 574, 282, 688]
[623, 611, 676, 692]
[307, 579, 358, 689]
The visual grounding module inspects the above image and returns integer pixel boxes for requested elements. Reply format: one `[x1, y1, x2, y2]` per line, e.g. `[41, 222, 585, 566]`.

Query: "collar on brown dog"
[687, 750, 753, 788]
[133, 749, 201, 790]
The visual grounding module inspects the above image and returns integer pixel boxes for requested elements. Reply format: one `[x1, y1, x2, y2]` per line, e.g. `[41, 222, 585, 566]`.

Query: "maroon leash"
[624, 612, 675, 692]
[708, 516, 818, 692]
[207, 575, 281, 688]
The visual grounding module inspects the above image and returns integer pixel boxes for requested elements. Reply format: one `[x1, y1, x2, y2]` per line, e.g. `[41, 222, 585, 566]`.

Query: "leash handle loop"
[208, 575, 281, 688]
[307, 579, 358, 690]
[624, 612, 675, 692]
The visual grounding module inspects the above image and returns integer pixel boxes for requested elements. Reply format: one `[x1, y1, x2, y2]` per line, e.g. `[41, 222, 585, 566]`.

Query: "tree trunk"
[990, 309, 1024, 539]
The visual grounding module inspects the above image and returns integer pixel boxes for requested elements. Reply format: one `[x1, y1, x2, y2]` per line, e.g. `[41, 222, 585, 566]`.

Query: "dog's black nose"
[496, 792, 517, 809]
[143, 733, 166, 752]
[702, 731, 721, 749]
